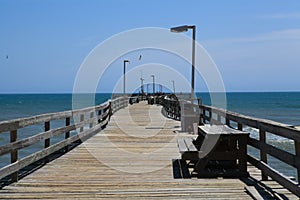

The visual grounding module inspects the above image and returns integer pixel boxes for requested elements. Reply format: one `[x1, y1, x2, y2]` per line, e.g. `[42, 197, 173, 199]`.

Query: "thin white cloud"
[261, 12, 300, 20]
[239, 29, 300, 42]
[202, 29, 300, 91]
[205, 29, 300, 44]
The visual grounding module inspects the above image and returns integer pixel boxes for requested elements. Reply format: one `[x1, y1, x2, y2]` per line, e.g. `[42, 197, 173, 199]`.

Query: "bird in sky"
[139, 54, 142, 60]
[6, 55, 8, 59]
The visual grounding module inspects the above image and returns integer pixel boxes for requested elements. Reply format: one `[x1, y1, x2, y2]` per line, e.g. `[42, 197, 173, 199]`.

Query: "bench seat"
[177, 124, 249, 178]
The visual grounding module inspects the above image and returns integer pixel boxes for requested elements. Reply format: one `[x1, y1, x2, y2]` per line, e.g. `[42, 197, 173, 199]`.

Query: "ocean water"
[0, 93, 112, 169]
[0, 93, 112, 121]
[198, 92, 300, 126]
[0, 92, 299, 179]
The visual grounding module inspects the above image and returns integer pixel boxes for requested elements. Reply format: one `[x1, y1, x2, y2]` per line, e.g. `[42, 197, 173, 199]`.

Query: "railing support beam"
[10, 130, 18, 182]
[259, 129, 268, 181]
[295, 141, 300, 182]
[44, 121, 50, 163]
[65, 117, 70, 152]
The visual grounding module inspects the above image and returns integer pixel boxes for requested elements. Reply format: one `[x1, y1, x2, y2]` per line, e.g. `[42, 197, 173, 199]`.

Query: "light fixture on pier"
[123, 60, 130, 96]
[170, 25, 196, 98]
[140, 78, 144, 94]
[140, 70, 144, 95]
[171, 80, 175, 94]
[151, 75, 155, 95]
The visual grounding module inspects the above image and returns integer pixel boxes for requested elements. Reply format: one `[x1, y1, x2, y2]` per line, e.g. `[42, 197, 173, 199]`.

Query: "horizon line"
[0, 90, 300, 95]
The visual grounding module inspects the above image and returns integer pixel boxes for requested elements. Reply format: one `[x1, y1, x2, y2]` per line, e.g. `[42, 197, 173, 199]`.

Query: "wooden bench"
[178, 137, 198, 153]
[177, 124, 249, 178]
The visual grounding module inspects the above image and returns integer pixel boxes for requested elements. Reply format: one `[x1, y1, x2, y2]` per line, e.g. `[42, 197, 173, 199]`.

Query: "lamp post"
[140, 78, 144, 94]
[170, 25, 196, 98]
[151, 75, 155, 95]
[123, 60, 130, 96]
[140, 70, 144, 95]
[147, 83, 149, 94]
[171, 80, 175, 94]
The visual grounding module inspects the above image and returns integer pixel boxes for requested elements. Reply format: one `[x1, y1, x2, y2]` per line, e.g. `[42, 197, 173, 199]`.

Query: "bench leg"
[194, 157, 209, 174]
[238, 135, 248, 175]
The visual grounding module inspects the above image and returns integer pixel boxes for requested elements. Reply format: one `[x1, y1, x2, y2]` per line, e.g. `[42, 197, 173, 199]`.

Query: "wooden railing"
[159, 96, 300, 196]
[111, 96, 128, 113]
[158, 95, 181, 120]
[0, 96, 128, 183]
[200, 104, 300, 197]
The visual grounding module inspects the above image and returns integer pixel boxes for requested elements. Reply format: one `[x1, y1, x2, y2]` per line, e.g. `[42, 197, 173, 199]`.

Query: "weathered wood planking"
[0, 97, 124, 182]
[0, 102, 298, 199]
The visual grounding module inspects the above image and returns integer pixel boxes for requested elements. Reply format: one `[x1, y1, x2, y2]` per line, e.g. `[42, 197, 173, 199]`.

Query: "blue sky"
[0, 0, 300, 93]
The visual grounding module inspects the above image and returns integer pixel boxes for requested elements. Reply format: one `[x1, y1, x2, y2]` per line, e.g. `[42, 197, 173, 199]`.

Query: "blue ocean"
[0, 93, 112, 170]
[0, 92, 299, 179]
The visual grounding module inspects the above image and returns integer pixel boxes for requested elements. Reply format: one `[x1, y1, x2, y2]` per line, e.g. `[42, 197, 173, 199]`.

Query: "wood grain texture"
[0, 102, 297, 199]
[0, 102, 110, 133]
[201, 105, 300, 141]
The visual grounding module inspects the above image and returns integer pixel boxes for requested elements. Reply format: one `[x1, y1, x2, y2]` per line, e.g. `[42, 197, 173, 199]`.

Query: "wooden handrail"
[0, 102, 110, 133]
[201, 105, 300, 141]
[159, 96, 181, 120]
[199, 104, 300, 197]
[0, 96, 128, 183]
[159, 96, 300, 197]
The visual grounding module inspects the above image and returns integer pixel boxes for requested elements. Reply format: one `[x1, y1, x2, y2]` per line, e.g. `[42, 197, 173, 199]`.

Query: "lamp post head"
[170, 25, 189, 33]
[124, 59, 130, 63]
[170, 25, 196, 33]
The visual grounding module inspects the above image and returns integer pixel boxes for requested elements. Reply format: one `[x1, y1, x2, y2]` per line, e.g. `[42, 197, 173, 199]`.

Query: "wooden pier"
[0, 98, 299, 199]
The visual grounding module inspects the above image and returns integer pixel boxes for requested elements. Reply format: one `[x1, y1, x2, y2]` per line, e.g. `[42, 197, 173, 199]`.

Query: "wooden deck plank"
[0, 102, 297, 199]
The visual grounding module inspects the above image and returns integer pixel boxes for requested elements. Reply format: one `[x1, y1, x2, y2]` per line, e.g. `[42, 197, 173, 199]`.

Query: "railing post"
[10, 130, 18, 182]
[172, 101, 175, 118]
[89, 112, 94, 128]
[65, 117, 70, 152]
[109, 101, 112, 120]
[65, 117, 70, 139]
[217, 114, 221, 124]
[226, 118, 230, 126]
[169, 100, 172, 117]
[170, 100, 173, 117]
[259, 129, 268, 180]
[44, 121, 50, 163]
[98, 110, 102, 123]
[177, 101, 180, 118]
[294, 141, 300, 182]
[238, 123, 243, 131]
[209, 110, 212, 124]
[202, 108, 206, 124]
[80, 114, 84, 132]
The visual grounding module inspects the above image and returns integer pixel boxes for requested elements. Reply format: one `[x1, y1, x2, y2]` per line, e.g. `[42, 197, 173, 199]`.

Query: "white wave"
[245, 126, 293, 144]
